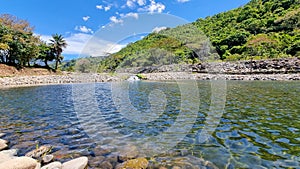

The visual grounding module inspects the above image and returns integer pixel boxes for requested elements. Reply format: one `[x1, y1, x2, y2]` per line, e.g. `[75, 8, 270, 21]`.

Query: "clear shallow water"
[0, 81, 299, 168]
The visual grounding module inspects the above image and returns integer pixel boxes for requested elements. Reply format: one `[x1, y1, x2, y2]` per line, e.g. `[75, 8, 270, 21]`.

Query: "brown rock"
[119, 157, 148, 169]
[26, 145, 52, 159]
[0, 156, 39, 169]
[41, 161, 62, 169]
[62, 156, 88, 169]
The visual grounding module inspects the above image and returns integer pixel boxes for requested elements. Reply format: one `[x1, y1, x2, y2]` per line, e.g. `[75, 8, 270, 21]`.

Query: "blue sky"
[0, 0, 250, 60]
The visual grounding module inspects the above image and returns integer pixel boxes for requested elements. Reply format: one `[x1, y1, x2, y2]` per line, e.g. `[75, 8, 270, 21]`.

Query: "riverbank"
[1, 58, 300, 88]
[0, 72, 300, 88]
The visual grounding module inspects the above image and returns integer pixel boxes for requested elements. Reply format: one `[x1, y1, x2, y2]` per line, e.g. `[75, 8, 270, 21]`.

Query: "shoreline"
[0, 72, 299, 89]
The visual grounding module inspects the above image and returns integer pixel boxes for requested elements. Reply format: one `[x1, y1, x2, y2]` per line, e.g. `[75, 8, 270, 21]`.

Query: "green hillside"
[90, 0, 300, 72]
[195, 0, 300, 60]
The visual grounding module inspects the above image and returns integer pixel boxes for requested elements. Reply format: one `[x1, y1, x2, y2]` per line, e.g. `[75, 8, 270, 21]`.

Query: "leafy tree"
[50, 34, 67, 70]
[37, 42, 55, 68]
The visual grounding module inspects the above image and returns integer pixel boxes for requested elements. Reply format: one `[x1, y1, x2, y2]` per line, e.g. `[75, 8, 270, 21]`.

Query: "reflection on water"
[0, 81, 299, 168]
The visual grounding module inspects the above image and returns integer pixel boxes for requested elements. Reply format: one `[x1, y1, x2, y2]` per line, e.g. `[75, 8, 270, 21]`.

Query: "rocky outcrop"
[192, 58, 300, 74]
[116, 57, 300, 74]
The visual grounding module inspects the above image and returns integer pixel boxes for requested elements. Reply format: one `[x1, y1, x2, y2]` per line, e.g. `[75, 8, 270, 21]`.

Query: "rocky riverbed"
[0, 133, 218, 169]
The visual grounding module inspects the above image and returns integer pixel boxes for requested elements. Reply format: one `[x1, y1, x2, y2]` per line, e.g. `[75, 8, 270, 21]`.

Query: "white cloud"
[82, 16, 90, 21]
[104, 5, 112, 11]
[109, 16, 124, 24]
[96, 5, 103, 9]
[137, 0, 146, 6]
[152, 26, 167, 33]
[120, 12, 139, 19]
[75, 26, 94, 34]
[125, 0, 146, 8]
[177, 0, 190, 3]
[40, 33, 126, 56]
[139, 0, 165, 13]
[126, 0, 135, 8]
[39, 35, 52, 44]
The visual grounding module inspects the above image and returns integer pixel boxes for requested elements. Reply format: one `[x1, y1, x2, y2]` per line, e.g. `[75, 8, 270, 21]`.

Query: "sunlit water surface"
[0, 81, 299, 168]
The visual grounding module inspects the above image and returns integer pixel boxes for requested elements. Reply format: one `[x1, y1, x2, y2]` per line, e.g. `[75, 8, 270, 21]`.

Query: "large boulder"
[0, 156, 39, 169]
[0, 149, 18, 163]
[41, 162, 62, 169]
[62, 156, 88, 169]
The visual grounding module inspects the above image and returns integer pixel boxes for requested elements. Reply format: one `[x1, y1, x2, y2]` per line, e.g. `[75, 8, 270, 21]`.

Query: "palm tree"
[50, 34, 67, 70]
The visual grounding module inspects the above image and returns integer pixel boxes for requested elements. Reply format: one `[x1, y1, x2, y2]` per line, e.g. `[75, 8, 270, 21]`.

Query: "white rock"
[127, 75, 140, 82]
[0, 140, 8, 151]
[62, 157, 88, 169]
[41, 161, 62, 169]
[0, 156, 39, 169]
[0, 149, 18, 163]
[42, 155, 54, 163]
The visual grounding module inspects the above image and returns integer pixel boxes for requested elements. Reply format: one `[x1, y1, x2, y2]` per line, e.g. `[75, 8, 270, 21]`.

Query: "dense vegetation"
[195, 0, 300, 60]
[93, 0, 299, 72]
[0, 14, 67, 70]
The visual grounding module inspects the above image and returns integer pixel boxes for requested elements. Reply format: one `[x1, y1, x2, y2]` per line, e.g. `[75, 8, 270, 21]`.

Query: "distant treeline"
[0, 14, 67, 70]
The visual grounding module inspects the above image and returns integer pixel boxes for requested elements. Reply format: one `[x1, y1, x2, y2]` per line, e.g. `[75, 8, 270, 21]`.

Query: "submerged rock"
[117, 157, 149, 169]
[118, 145, 139, 162]
[0, 156, 39, 169]
[26, 145, 52, 159]
[62, 156, 88, 169]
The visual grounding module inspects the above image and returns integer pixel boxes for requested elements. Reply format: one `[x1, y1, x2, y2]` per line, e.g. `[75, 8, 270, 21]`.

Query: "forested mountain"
[96, 0, 299, 72]
[195, 0, 300, 60]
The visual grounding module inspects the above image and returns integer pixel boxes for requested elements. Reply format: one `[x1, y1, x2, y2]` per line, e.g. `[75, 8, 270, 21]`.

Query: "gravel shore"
[0, 72, 299, 88]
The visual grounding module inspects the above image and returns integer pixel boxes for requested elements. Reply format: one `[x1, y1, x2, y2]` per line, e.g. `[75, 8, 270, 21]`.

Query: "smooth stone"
[26, 145, 52, 159]
[41, 162, 62, 169]
[0, 149, 18, 163]
[42, 155, 54, 164]
[62, 156, 88, 169]
[0, 156, 39, 169]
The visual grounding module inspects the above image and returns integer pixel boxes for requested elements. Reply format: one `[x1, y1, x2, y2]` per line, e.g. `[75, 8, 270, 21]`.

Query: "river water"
[0, 81, 299, 168]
